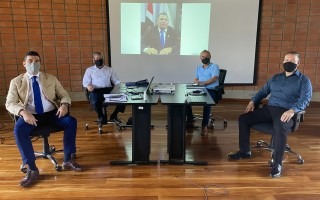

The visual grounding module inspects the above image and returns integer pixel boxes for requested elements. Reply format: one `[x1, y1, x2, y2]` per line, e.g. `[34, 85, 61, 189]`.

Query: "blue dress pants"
[14, 109, 77, 165]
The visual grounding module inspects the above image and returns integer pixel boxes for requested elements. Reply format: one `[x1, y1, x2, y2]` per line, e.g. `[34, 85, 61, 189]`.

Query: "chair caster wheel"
[49, 145, 56, 152]
[85, 124, 89, 130]
[56, 166, 63, 171]
[21, 166, 28, 173]
[268, 161, 274, 167]
[224, 121, 228, 127]
[298, 159, 304, 164]
[99, 129, 103, 134]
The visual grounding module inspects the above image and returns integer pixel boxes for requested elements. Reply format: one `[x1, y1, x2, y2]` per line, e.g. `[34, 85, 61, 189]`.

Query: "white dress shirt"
[82, 65, 121, 88]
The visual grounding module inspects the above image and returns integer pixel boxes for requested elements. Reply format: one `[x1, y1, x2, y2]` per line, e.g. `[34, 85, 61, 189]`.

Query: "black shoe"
[228, 151, 252, 160]
[20, 169, 39, 187]
[270, 164, 282, 178]
[62, 160, 82, 172]
[110, 115, 122, 124]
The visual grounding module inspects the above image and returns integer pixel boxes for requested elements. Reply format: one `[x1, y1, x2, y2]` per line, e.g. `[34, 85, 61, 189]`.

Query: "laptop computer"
[145, 76, 154, 95]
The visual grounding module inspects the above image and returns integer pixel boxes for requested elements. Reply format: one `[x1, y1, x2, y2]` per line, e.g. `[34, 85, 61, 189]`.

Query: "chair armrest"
[295, 110, 305, 122]
[84, 88, 89, 101]
[8, 112, 18, 123]
[292, 110, 305, 132]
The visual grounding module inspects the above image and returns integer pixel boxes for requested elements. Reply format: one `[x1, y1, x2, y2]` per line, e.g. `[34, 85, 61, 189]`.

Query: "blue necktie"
[160, 30, 165, 48]
[32, 76, 44, 114]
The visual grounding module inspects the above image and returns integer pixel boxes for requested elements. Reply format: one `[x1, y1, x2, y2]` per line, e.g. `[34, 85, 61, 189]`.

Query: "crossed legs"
[229, 105, 293, 177]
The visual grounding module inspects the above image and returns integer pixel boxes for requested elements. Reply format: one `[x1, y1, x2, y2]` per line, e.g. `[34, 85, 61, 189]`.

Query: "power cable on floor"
[175, 175, 229, 199]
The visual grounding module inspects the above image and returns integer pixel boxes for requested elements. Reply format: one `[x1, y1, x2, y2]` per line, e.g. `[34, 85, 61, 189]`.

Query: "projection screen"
[107, 0, 260, 84]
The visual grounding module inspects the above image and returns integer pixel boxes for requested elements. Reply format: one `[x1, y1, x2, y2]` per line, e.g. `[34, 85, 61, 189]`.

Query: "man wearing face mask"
[82, 52, 126, 125]
[228, 51, 312, 178]
[186, 50, 220, 135]
[5, 51, 81, 187]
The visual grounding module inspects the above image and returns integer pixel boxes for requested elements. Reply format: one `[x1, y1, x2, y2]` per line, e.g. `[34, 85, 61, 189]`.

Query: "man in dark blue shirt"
[228, 51, 312, 178]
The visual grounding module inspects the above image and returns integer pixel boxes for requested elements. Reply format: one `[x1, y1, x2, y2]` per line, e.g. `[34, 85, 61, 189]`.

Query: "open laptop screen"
[145, 76, 154, 95]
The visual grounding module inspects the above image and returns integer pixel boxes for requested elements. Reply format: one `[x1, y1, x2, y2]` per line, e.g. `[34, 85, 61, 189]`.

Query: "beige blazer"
[5, 72, 71, 116]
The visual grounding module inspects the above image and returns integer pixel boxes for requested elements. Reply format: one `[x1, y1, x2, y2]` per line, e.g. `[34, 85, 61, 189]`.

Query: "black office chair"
[209, 69, 228, 128]
[9, 113, 64, 173]
[84, 88, 112, 134]
[193, 69, 228, 129]
[251, 108, 305, 165]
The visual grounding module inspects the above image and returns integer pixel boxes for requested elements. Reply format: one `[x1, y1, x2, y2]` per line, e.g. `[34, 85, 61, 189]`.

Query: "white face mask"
[26, 62, 40, 75]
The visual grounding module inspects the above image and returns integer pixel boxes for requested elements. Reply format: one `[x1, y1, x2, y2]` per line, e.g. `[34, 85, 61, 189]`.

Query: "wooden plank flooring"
[0, 100, 320, 199]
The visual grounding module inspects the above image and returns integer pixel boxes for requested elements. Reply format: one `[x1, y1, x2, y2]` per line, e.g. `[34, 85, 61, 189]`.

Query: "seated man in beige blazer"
[5, 51, 82, 187]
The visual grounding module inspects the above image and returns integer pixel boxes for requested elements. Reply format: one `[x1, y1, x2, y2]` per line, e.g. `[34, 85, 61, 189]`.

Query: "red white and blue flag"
[146, 3, 154, 25]
[143, 3, 174, 28]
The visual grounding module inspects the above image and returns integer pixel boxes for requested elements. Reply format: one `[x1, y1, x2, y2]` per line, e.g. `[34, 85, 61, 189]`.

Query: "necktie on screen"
[160, 30, 165, 48]
[32, 76, 44, 114]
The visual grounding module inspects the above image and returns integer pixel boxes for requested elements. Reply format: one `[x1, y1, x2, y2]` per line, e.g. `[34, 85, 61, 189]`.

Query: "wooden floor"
[0, 100, 320, 200]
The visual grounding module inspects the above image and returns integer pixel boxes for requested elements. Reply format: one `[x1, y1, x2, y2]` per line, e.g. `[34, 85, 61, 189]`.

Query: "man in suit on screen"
[141, 12, 180, 55]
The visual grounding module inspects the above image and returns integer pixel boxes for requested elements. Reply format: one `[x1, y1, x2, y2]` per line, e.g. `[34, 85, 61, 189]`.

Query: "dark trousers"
[14, 109, 77, 165]
[238, 105, 294, 165]
[89, 88, 126, 122]
[186, 89, 217, 126]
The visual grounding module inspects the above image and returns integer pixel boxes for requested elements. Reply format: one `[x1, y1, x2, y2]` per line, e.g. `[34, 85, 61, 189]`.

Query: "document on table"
[104, 94, 128, 102]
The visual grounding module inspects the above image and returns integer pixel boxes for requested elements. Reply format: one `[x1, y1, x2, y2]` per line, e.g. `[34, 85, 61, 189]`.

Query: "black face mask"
[95, 59, 104, 67]
[201, 57, 210, 65]
[283, 62, 297, 72]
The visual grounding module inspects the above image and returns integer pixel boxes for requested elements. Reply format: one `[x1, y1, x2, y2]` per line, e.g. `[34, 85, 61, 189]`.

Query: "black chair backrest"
[218, 69, 227, 88]
[214, 69, 227, 103]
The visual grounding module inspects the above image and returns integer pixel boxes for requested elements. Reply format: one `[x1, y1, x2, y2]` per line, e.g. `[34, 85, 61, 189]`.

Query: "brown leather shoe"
[20, 169, 39, 187]
[62, 160, 82, 172]
[201, 126, 208, 136]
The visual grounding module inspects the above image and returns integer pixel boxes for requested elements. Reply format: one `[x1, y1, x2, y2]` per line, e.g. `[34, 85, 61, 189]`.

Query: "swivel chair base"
[20, 136, 64, 173]
[85, 120, 132, 134]
[251, 140, 304, 165]
[193, 114, 227, 129]
[209, 116, 228, 129]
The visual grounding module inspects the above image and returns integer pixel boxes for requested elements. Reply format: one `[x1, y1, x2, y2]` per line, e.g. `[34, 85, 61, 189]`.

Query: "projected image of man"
[142, 12, 180, 55]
